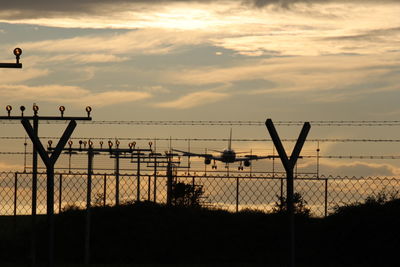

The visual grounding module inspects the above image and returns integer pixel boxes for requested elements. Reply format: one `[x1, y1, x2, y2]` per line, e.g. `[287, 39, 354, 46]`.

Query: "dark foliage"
[171, 182, 205, 207]
[1, 197, 399, 266]
[272, 192, 311, 217]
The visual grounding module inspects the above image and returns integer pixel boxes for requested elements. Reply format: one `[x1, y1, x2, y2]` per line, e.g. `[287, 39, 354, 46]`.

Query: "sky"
[0, 0, 400, 177]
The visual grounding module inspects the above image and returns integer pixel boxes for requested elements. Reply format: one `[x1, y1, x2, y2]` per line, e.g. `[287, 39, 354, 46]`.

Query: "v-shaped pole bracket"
[265, 119, 310, 173]
[21, 119, 77, 168]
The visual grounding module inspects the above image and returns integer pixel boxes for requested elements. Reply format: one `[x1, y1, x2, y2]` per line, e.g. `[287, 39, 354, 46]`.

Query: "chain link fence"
[1, 171, 399, 217]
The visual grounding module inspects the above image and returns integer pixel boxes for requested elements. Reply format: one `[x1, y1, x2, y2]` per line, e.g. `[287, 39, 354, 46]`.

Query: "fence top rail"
[6, 171, 400, 181]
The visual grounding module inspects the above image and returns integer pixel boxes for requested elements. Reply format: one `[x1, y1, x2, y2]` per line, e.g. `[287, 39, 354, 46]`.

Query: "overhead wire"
[1, 136, 400, 143]
[2, 120, 400, 126]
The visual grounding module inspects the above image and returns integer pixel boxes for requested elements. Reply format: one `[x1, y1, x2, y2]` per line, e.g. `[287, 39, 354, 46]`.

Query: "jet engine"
[204, 158, 211, 165]
[244, 160, 251, 167]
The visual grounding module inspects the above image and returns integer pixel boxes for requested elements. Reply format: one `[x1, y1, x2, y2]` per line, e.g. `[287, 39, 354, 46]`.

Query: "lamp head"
[13, 48, 22, 57]
[86, 106, 92, 117]
[20, 106, 25, 116]
[33, 104, 39, 115]
[59, 106, 65, 114]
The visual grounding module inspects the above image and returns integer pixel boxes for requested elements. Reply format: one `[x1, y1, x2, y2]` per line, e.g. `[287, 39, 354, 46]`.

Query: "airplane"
[173, 129, 277, 170]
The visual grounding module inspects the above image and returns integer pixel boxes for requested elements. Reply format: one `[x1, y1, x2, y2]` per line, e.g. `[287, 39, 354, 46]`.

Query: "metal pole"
[147, 175, 151, 201]
[13, 172, 18, 261]
[265, 119, 311, 267]
[115, 153, 120, 206]
[85, 149, 93, 264]
[46, 165, 55, 267]
[287, 169, 295, 267]
[14, 172, 18, 216]
[280, 178, 284, 206]
[272, 146, 275, 178]
[137, 153, 140, 202]
[324, 178, 328, 217]
[103, 174, 107, 206]
[59, 174, 62, 213]
[166, 160, 173, 206]
[317, 142, 320, 179]
[24, 137, 27, 173]
[153, 156, 157, 202]
[31, 116, 38, 267]
[236, 177, 239, 212]
[32, 117, 38, 215]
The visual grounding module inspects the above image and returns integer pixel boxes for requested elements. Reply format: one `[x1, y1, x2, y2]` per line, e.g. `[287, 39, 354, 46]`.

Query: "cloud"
[245, 0, 400, 8]
[0, 67, 49, 83]
[47, 53, 129, 64]
[0, 0, 398, 19]
[2, 1, 399, 58]
[0, 161, 23, 172]
[0, 84, 152, 107]
[160, 54, 400, 98]
[299, 159, 400, 177]
[18, 29, 207, 55]
[156, 90, 229, 109]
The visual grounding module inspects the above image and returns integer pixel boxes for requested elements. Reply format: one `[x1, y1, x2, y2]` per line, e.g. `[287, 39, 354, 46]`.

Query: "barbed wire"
[2, 136, 400, 143]
[2, 151, 400, 159]
[2, 120, 400, 126]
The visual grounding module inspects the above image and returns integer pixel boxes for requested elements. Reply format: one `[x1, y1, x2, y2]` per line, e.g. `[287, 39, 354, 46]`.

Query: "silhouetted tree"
[171, 181, 205, 207]
[273, 192, 311, 216]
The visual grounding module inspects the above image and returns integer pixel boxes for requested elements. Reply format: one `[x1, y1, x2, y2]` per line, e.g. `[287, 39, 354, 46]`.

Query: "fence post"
[85, 149, 93, 264]
[153, 172, 157, 203]
[14, 172, 18, 216]
[115, 153, 120, 206]
[59, 174, 62, 213]
[236, 177, 240, 212]
[147, 175, 151, 201]
[103, 174, 107, 207]
[324, 178, 328, 217]
[280, 177, 284, 205]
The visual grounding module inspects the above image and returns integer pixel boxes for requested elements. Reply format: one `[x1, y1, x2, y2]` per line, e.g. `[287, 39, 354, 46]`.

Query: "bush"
[171, 181, 205, 207]
[272, 192, 311, 216]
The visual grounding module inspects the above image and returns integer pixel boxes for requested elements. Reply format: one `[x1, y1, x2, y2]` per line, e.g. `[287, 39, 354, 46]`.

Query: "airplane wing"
[172, 149, 214, 159]
[234, 155, 279, 162]
[235, 155, 302, 162]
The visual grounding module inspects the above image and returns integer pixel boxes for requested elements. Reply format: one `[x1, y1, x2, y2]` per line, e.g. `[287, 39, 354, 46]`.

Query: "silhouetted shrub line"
[1, 193, 399, 265]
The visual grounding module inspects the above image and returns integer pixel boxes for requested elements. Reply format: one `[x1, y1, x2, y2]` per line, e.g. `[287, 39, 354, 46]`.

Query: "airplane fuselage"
[221, 149, 236, 163]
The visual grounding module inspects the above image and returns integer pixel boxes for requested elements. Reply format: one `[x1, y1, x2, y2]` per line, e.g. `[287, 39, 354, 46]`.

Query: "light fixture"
[59, 106, 65, 117]
[13, 48, 22, 56]
[20, 106, 25, 116]
[6, 105, 12, 116]
[33, 104, 39, 115]
[86, 106, 92, 117]
[13, 48, 22, 64]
